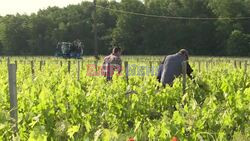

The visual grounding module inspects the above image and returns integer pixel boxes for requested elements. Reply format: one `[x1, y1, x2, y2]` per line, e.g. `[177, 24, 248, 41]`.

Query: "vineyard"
[0, 56, 249, 141]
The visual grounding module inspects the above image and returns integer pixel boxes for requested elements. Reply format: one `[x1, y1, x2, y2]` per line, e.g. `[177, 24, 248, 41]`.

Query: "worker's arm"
[157, 64, 163, 82]
[160, 62, 169, 87]
[187, 62, 194, 80]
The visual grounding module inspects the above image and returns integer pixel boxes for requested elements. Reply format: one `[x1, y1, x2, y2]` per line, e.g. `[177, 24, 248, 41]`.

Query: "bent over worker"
[158, 49, 193, 86]
[102, 47, 122, 81]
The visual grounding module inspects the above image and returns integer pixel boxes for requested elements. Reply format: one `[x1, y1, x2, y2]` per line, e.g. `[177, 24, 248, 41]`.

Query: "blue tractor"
[55, 40, 83, 59]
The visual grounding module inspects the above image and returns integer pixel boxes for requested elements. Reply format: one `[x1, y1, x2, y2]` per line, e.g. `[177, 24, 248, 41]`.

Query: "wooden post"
[149, 61, 152, 72]
[39, 60, 43, 71]
[124, 61, 129, 83]
[106, 62, 111, 81]
[210, 60, 212, 70]
[94, 60, 98, 72]
[198, 61, 201, 72]
[244, 61, 247, 75]
[205, 61, 208, 72]
[239, 61, 242, 69]
[15, 60, 17, 70]
[234, 60, 237, 69]
[77, 61, 80, 81]
[182, 61, 187, 94]
[60, 61, 63, 67]
[31, 61, 35, 78]
[7, 57, 10, 66]
[68, 61, 71, 73]
[8, 64, 18, 134]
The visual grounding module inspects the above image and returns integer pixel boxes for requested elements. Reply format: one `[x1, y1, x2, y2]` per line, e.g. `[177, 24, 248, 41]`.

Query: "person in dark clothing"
[157, 49, 193, 86]
[157, 56, 166, 82]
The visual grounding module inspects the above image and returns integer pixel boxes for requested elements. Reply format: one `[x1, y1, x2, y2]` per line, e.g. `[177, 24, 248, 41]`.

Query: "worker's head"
[179, 49, 189, 60]
[112, 47, 122, 56]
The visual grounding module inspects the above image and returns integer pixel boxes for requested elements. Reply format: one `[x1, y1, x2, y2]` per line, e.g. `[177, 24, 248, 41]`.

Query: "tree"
[96, 0, 118, 54]
[29, 14, 56, 55]
[0, 0, 249, 56]
[227, 30, 250, 56]
[111, 0, 145, 54]
[0, 15, 31, 55]
[0, 17, 6, 54]
[208, 0, 250, 55]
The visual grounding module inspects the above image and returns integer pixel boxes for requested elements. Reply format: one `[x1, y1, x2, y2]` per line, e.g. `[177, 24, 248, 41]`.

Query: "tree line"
[0, 0, 250, 56]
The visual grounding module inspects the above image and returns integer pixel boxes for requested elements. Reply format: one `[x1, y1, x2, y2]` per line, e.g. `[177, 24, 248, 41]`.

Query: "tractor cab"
[55, 40, 83, 59]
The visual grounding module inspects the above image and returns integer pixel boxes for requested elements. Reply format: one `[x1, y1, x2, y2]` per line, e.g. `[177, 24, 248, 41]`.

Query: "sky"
[0, 0, 92, 16]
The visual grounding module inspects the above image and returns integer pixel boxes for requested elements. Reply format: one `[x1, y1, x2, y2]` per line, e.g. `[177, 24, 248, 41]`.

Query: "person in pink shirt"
[102, 47, 122, 81]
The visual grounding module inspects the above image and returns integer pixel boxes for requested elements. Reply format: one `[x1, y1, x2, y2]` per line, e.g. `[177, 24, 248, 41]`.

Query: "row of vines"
[0, 57, 249, 140]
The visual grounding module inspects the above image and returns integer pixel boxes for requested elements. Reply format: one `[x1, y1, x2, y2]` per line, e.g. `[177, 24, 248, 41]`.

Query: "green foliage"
[0, 57, 249, 140]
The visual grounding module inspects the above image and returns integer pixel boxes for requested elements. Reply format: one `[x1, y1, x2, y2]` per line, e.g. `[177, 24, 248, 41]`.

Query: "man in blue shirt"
[158, 49, 193, 86]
